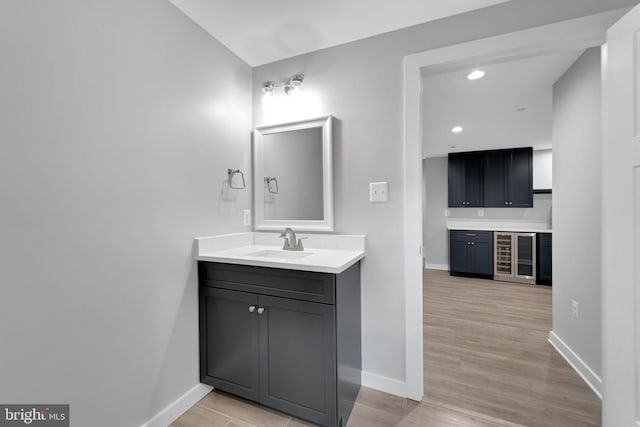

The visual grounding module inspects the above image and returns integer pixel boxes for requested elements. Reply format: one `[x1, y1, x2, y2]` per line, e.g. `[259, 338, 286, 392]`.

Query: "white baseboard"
[424, 263, 448, 271]
[361, 371, 408, 398]
[140, 383, 213, 427]
[548, 331, 602, 399]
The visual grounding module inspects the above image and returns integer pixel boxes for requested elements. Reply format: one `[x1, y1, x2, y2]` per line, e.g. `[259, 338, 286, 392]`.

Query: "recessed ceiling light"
[451, 126, 463, 134]
[467, 70, 485, 80]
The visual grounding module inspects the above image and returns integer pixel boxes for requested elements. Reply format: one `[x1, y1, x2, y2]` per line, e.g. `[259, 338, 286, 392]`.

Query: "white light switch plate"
[369, 182, 388, 202]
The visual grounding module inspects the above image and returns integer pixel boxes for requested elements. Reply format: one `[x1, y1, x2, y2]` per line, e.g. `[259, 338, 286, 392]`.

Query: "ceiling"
[168, 0, 511, 66]
[422, 49, 586, 158]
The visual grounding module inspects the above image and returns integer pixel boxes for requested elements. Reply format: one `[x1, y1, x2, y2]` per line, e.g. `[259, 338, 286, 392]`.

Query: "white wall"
[422, 157, 552, 268]
[533, 149, 553, 189]
[551, 47, 602, 380]
[422, 157, 450, 269]
[252, 0, 635, 392]
[0, 1, 251, 426]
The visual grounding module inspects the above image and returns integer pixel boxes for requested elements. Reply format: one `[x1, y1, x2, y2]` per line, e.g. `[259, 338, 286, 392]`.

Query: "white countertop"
[195, 232, 365, 274]
[447, 220, 552, 233]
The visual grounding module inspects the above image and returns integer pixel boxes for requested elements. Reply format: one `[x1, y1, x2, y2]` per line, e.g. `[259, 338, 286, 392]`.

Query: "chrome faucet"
[280, 227, 305, 251]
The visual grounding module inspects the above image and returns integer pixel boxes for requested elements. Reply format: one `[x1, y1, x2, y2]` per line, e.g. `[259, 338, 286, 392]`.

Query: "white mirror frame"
[253, 115, 334, 232]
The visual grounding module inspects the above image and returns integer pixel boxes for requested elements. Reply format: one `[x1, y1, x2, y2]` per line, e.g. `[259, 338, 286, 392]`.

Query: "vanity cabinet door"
[200, 288, 260, 401]
[258, 295, 337, 427]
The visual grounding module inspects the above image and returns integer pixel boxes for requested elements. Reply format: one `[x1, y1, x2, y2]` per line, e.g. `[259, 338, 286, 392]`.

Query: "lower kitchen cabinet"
[536, 233, 552, 285]
[199, 262, 361, 427]
[449, 230, 494, 277]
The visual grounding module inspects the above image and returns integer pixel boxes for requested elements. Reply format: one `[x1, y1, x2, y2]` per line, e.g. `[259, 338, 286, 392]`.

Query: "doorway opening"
[401, 8, 618, 416]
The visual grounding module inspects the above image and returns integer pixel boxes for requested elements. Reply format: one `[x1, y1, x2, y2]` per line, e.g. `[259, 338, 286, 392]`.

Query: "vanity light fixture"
[467, 70, 485, 80]
[262, 81, 274, 99]
[262, 74, 304, 98]
[451, 126, 464, 134]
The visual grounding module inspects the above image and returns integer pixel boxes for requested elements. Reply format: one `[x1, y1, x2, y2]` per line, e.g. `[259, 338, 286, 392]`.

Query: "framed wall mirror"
[253, 115, 334, 232]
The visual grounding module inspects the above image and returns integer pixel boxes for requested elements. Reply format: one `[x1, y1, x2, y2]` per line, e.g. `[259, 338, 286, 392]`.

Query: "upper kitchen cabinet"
[484, 147, 533, 208]
[448, 152, 484, 207]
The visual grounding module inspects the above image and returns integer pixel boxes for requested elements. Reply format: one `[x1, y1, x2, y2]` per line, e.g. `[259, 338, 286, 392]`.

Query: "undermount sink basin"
[247, 249, 314, 259]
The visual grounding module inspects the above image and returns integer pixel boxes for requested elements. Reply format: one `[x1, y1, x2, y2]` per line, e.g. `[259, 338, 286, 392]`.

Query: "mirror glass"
[253, 115, 333, 231]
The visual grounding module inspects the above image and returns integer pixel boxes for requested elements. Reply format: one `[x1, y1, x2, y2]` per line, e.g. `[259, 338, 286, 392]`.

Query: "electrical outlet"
[444, 209, 450, 217]
[478, 209, 484, 217]
[243, 209, 251, 226]
[571, 300, 579, 319]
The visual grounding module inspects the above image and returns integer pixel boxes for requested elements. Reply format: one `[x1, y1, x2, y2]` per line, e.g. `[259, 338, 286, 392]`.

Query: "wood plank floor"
[171, 269, 601, 427]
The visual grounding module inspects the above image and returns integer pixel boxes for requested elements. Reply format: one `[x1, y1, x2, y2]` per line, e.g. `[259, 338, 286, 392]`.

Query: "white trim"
[140, 383, 213, 427]
[548, 331, 603, 398]
[361, 371, 411, 399]
[402, 10, 622, 403]
[425, 263, 448, 271]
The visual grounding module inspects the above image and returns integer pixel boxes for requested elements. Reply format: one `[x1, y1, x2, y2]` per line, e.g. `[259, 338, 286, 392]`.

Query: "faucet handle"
[280, 236, 290, 250]
[296, 237, 307, 251]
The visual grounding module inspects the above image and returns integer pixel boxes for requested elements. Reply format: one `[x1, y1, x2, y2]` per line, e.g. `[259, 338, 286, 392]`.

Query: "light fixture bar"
[262, 74, 304, 96]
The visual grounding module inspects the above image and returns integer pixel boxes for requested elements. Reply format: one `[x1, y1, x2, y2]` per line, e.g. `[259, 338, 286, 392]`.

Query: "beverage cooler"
[494, 232, 536, 284]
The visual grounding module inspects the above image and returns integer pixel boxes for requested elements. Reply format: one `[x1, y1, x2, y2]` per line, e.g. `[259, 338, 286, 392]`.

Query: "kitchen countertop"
[447, 221, 552, 233]
[195, 232, 365, 274]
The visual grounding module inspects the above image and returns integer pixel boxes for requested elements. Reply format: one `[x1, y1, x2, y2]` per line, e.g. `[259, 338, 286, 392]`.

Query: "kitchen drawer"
[198, 262, 335, 304]
[449, 230, 493, 242]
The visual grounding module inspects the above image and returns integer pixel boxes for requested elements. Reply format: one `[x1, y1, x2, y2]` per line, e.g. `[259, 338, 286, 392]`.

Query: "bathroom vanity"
[195, 233, 365, 427]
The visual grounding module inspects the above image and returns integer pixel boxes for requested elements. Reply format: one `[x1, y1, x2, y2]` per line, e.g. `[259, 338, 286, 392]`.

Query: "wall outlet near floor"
[478, 209, 484, 217]
[571, 299, 579, 319]
[243, 209, 251, 226]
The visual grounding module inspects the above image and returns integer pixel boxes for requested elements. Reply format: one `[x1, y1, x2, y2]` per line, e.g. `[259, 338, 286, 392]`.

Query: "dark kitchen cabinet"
[536, 233, 552, 285]
[198, 262, 361, 427]
[484, 147, 533, 208]
[448, 152, 484, 207]
[449, 230, 493, 277]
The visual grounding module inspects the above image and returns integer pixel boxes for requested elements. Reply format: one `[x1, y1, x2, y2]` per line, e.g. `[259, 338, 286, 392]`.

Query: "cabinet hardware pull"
[257, 307, 265, 315]
[248, 305, 256, 313]
[465, 233, 476, 236]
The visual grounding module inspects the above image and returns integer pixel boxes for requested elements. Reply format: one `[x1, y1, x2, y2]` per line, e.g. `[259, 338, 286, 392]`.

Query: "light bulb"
[467, 70, 485, 80]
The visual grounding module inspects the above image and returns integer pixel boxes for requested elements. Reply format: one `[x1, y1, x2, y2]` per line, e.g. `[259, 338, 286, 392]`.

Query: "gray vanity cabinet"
[200, 287, 259, 401]
[258, 295, 336, 423]
[198, 261, 361, 427]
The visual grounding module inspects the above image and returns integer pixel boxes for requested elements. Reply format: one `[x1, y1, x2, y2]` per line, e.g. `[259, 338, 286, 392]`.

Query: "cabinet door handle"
[509, 201, 513, 205]
[471, 242, 475, 245]
[257, 307, 265, 315]
[248, 305, 256, 313]
[505, 201, 508, 205]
